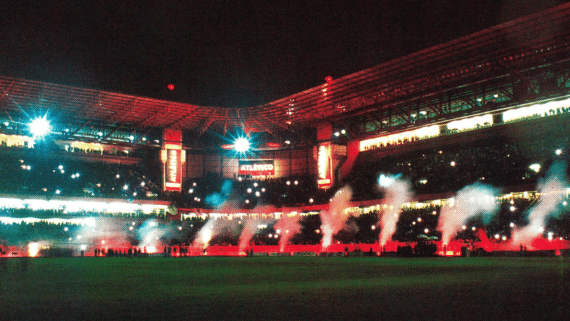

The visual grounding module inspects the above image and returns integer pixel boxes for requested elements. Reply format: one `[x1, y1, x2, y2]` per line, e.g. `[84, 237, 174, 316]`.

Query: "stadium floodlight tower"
[28, 115, 51, 138]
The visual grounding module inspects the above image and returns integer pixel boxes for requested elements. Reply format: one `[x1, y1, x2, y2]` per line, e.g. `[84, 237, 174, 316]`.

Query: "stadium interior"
[2, 3, 570, 257]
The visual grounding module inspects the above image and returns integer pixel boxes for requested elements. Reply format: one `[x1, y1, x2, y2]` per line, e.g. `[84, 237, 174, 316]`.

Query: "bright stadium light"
[29, 116, 51, 138]
[234, 137, 250, 152]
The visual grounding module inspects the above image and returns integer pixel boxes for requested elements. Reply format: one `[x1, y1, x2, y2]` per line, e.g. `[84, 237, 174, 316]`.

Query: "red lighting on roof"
[325, 76, 333, 83]
[167, 84, 175, 91]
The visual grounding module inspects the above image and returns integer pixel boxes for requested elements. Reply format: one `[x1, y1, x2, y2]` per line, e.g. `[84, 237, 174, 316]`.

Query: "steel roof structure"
[2, 3, 570, 147]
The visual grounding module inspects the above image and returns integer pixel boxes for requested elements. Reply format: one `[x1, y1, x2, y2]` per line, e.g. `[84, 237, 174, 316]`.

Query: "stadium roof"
[2, 3, 570, 141]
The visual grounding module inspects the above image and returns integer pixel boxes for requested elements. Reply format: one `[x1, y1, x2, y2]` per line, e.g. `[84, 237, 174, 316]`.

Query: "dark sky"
[1, 0, 569, 107]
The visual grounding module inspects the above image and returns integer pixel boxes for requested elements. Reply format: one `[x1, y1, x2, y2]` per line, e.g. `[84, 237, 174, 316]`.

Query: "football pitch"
[1, 256, 569, 320]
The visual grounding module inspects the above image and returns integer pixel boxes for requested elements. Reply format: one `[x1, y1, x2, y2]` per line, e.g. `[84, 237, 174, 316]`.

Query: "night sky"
[1, 0, 568, 107]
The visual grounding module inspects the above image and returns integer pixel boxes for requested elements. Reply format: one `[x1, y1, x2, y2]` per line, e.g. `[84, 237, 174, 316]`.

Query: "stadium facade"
[1, 3, 570, 213]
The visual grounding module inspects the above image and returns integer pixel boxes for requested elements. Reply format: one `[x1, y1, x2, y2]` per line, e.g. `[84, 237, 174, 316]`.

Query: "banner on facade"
[164, 148, 183, 191]
[317, 142, 332, 189]
[238, 159, 275, 176]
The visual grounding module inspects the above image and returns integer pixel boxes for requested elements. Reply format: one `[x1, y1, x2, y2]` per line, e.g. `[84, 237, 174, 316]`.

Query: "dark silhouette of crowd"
[0, 152, 161, 199]
[345, 136, 569, 201]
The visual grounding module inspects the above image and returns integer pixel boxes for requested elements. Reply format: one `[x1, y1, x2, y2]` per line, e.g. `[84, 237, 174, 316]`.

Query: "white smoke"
[238, 218, 271, 254]
[137, 219, 175, 251]
[319, 186, 353, 250]
[512, 162, 568, 246]
[193, 218, 216, 249]
[273, 212, 302, 252]
[438, 183, 499, 245]
[378, 174, 413, 246]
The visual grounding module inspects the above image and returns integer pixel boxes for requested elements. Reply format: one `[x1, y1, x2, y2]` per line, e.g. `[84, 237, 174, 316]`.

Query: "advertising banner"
[161, 129, 185, 192]
[239, 159, 275, 176]
[164, 148, 182, 191]
[317, 142, 332, 189]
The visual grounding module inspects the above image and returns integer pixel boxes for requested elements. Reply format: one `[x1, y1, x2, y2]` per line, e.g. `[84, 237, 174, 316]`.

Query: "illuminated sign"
[239, 160, 275, 176]
[317, 142, 332, 189]
[161, 129, 185, 192]
[161, 143, 185, 192]
[166, 149, 180, 184]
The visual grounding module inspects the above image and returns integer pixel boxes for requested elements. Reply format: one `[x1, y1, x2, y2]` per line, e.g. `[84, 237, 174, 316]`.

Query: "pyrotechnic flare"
[137, 219, 175, 253]
[75, 217, 132, 250]
[438, 183, 499, 246]
[319, 186, 353, 250]
[238, 219, 262, 254]
[512, 162, 568, 247]
[27, 241, 41, 257]
[377, 174, 413, 246]
[273, 212, 302, 252]
[193, 219, 215, 250]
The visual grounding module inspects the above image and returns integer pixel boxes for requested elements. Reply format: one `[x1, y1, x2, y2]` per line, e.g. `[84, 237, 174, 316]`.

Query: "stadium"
[2, 3, 570, 320]
[1, 3, 570, 260]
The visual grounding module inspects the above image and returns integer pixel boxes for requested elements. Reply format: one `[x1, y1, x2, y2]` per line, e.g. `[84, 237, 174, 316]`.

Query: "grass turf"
[0, 256, 569, 320]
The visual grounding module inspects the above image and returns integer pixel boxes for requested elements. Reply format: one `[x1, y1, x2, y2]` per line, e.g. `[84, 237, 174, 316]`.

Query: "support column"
[340, 139, 360, 180]
[314, 122, 346, 189]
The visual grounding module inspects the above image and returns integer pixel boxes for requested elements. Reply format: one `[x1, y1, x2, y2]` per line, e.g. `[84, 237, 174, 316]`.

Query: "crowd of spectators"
[0, 219, 81, 245]
[2, 126, 568, 211]
[173, 173, 326, 209]
[3, 193, 567, 252]
[345, 136, 569, 200]
[0, 152, 161, 199]
[0, 143, 326, 208]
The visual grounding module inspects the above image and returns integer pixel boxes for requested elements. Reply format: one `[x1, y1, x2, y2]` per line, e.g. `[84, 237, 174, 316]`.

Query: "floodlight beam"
[29, 116, 51, 138]
[234, 137, 250, 152]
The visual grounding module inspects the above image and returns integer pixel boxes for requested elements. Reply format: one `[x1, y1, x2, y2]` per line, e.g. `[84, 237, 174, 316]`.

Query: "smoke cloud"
[193, 218, 216, 249]
[438, 182, 499, 245]
[205, 180, 233, 208]
[238, 218, 263, 254]
[378, 174, 413, 246]
[75, 217, 133, 250]
[273, 212, 302, 252]
[137, 219, 176, 252]
[512, 162, 568, 246]
[319, 186, 353, 250]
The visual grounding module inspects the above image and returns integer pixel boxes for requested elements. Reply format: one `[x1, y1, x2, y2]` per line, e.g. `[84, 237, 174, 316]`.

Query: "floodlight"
[234, 137, 250, 152]
[29, 116, 51, 138]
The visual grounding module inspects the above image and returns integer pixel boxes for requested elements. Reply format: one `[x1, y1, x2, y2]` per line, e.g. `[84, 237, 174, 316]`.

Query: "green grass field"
[1, 256, 569, 320]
